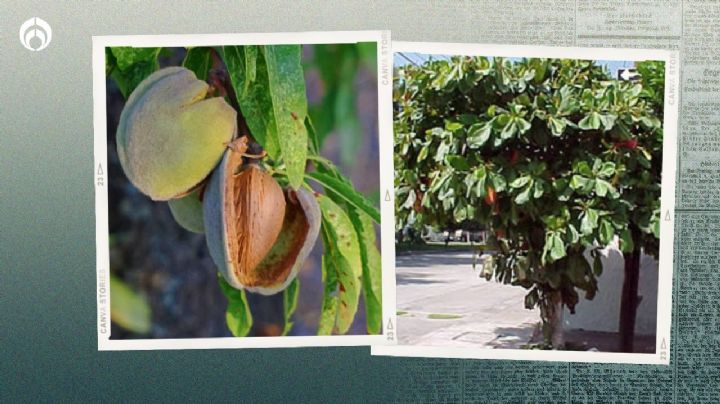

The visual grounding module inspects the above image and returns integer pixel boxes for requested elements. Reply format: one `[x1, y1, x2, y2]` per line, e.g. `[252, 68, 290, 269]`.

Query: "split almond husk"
[204, 147, 320, 295]
[204, 148, 285, 290]
[247, 187, 321, 295]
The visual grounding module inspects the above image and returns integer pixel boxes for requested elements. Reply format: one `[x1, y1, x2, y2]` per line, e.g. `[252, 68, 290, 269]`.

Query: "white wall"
[563, 239, 659, 335]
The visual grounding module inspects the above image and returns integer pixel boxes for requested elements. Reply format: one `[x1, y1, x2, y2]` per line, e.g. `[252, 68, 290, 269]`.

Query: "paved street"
[396, 250, 540, 348]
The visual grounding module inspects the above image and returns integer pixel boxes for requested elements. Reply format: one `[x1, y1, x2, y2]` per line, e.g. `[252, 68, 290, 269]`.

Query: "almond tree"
[394, 56, 664, 349]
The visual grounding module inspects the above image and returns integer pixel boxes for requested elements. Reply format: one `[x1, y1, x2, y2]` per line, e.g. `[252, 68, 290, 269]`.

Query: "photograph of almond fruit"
[105, 42, 382, 339]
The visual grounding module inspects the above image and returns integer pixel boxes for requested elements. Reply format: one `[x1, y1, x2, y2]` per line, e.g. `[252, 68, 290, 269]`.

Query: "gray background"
[1, 1, 716, 402]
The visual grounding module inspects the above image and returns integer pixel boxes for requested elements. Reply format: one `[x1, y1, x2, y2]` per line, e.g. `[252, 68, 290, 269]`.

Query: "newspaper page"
[388, 1, 720, 402]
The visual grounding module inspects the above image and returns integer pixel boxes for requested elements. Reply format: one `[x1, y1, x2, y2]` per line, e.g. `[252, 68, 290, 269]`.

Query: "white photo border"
[371, 41, 679, 365]
[93, 31, 396, 351]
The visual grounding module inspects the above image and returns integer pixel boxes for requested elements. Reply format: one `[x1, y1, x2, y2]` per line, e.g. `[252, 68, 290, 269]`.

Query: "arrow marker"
[97, 163, 103, 176]
[386, 318, 394, 331]
[384, 190, 391, 202]
[619, 68, 639, 81]
[661, 338, 667, 350]
[665, 210, 671, 221]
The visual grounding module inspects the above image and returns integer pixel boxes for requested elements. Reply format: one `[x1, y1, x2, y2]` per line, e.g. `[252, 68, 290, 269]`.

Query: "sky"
[393, 52, 635, 79]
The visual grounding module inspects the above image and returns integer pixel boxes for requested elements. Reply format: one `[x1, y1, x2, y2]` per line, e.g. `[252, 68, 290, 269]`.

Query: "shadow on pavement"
[396, 271, 453, 286]
[485, 323, 540, 349]
[396, 253, 475, 268]
[561, 329, 657, 353]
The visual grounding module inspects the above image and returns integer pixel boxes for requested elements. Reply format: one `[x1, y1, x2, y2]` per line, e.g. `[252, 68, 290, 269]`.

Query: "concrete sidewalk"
[396, 250, 540, 348]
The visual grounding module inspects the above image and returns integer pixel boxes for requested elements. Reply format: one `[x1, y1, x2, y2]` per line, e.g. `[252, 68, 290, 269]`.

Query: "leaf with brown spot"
[348, 209, 383, 335]
[264, 45, 308, 189]
[317, 229, 338, 335]
[318, 195, 362, 334]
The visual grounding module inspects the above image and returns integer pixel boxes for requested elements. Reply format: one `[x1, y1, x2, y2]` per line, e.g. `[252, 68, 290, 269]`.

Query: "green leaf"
[598, 161, 616, 178]
[464, 173, 477, 197]
[599, 114, 617, 130]
[108, 47, 161, 98]
[453, 205, 467, 222]
[567, 223, 580, 244]
[219, 46, 280, 158]
[466, 204, 476, 220]
[417, 145, 429, 162]
[533, 180, 544, 198]
[445, 120, 463, 131]
[244, 45, 258, 91]
[516, 117, 531, 134]
[569, 174, 587, 190]
[467, 122, 492, 148]
[550, 233, 566, 261]
[446, 155, 470, 171]
[348, 210, 382, 334]
[594, 179, 610, 197]
[514, 183, 533, 205]
[581, 89, 595, 108]
[619, 228, 635, 253]
[219, 275, 253, 337]
[599, 219, 614, 245]
[640, 115, 661, 129]
[429, 171, 451, 193]
[580, 208, 599, 235]
[570, 175, 593, 193]
[474, 173, 487, 198]
[576, 161, 594, 177]
[110, 274, 151, 334]
[306, 116, 321, 154]
[578, 112, 601, 130]
[651, 213, 661, 238]
[318, 195, 363, 334]
[487, 105, 497, 117]
[549, 116, 567, 136]
[182, 47, 212, 81]
[543, 232, 566, 264]
[500, 120, 518, 139]
[490, 172, 507, 192]
[226, 299, 253, 337]
[263, 45, 308, 189]
[639, 146, 653, 162]
[111, 47, 160, 71]
[306, 171, 380, 223]
[614, 120, 634, 139]
[495, 112, 511, 128]
[567, 254, 587, 284]
[458, 114, 479, 126]
[317, 251, 338, 335]
[510, 175, 532, 189]
[282, 278, 299, 336]
[434, 140, 451, 162]
[401, 189, 416, 209]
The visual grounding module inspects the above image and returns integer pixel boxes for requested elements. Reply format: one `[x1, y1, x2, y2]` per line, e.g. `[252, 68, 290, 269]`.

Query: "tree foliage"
[394, 56, 664, 343]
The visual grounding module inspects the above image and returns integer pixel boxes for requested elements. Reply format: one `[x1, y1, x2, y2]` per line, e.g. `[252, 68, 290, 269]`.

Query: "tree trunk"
[619, 245, 641, 352]
[549, 290, 564, 349]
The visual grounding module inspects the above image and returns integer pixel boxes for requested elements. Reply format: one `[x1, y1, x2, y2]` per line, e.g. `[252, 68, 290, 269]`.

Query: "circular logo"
[19, 17, 52, 51]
